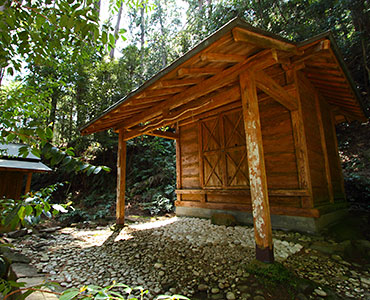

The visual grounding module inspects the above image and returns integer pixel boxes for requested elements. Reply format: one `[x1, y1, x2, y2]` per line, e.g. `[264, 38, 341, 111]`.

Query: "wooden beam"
[200, 53, 246, 63]
[315, 95, 334, 203]
[240, 70, 274, 263]
[146, 130, 179, 140]
[177, 67, 223, 77]
[24, 173, 32, 195]
[292, 40, 330, 64]
[115, 49, 278, 131]
[232, 27, 299, 54]
[255, 70, 298, 111]
[116, 129, 127, 225]
[122, 85, 241, 141]
[158, 78, 203, 87]
[175, 189, 310, 197]
[138, 87, 186, 98]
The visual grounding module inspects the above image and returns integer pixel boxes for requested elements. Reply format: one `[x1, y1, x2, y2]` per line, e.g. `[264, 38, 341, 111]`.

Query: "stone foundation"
[175, 206, 348, 233]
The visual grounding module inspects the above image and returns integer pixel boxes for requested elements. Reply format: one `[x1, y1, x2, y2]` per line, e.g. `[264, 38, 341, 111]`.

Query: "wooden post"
[24, 173, 32, 194]
[292, 71, 314, 208]
[175, 128, 182, 202]
[240, 71, 274, 263]
[315, 95, 334, 203]
[116, 129, 127, 225]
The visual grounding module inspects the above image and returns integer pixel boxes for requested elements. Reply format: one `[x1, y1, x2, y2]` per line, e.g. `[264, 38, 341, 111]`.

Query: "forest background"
[0, 0, 369, 223]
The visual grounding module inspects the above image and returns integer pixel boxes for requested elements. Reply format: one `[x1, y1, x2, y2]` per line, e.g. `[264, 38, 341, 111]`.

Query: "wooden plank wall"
[296, 73, 330, 206]
[0, 171, 24, 200]
[178, 97, 301, 208]
[179, 123, 202, 202]
[259, 97, 300, 207]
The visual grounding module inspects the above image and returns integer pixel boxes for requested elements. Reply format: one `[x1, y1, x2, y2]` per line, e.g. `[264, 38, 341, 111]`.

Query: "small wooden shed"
[0, 143, 51, 200]
[81, 19, 367, 262]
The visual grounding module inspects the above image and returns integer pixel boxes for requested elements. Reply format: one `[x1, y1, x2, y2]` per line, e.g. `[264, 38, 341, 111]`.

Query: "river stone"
[226, 292, 236, 300]
[314, 288, 327, 297]
[253, 296, 265, 300]
[198, 284, 208, 291]
[11, 263, 40, 278]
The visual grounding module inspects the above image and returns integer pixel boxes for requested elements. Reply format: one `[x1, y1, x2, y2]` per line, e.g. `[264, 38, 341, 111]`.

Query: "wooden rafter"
[292, 40, 330, 64]
[122, 85, 241, 141]
[177, 67, 223, 77]
[137, 87, 186, 98]
[158, 78, 203, 87]
[200, 53, 246, 63]
[115, 49, 278, 132]
[232, 27, 300, 54]
[255, 70, 298, 111]
[146, 130, 179, 140]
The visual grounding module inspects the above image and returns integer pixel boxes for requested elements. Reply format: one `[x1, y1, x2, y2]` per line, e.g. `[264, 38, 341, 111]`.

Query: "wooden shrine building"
[0, 143, 51, 200]
[81, 18, 367, 262]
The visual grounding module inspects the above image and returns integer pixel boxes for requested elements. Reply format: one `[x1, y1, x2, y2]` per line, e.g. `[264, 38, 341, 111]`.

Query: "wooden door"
[200, 109, 249, 189]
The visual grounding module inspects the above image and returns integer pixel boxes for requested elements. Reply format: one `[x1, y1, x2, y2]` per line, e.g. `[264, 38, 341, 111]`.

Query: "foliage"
[59, 282, 189, 300]
[0, 281, 189, 300]
[126, 136, 176, 214]
[142, 193, 173, 216]
[0, 183, 67, 230]
[246, 261, 298, 288]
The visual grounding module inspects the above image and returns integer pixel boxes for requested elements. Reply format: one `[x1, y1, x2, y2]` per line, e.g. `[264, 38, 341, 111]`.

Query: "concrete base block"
[176, 206, 348, 233]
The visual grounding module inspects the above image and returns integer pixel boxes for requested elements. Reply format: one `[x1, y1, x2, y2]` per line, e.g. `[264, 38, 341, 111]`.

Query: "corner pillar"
[240, 71, 274, 263]
[116, 129, 127, 225]
[24, 173, 32, 194]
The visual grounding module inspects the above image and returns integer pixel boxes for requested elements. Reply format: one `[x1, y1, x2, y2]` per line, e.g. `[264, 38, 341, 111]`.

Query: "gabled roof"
[0, 143, 51, 173]
[81, 17, 367, 137]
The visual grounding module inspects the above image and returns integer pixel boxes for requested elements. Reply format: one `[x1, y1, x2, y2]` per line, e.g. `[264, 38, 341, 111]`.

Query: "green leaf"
[17, 206, 26, 221]
[86, 166, 95, 176]
[6, 133, 16, 142]
[93, 166, 101, 174]
[46, 127, 53, 139]
[59, 288, 80, 300]
[24, 205, 33, 216]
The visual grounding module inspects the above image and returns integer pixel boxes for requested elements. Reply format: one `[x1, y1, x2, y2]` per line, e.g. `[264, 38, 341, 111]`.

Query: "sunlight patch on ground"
[129, 216, 179, 231]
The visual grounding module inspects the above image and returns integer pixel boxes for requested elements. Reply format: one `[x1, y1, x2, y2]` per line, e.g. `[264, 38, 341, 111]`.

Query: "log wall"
[0, 171, 24, 200]
[176, 70, 346, 217]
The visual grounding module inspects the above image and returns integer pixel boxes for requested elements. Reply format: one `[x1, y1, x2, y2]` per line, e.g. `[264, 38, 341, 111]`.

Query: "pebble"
[314, 288, 327, 297]
[10, 217, 370, 300]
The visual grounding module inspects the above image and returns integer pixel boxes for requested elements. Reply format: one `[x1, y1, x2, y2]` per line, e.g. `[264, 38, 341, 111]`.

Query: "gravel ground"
[10, 216, 370, 300]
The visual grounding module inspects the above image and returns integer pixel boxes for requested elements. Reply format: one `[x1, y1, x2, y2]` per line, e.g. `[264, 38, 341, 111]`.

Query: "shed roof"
[81, 18, 367, 137]
[0, 143, 51, 173]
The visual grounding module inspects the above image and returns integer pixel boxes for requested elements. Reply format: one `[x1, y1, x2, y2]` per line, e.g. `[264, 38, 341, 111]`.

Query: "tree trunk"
[156, 0, 167, 68]
[349, 0, 370, 97]
[140, 4, 145, 60]
[109, 1, 124, 59]
[49, 88, 59, 131]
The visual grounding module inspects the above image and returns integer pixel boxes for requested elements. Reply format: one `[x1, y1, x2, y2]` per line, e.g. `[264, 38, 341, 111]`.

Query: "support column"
[116, 129, 127, 225]
[240, 71, 274, 263]
[24, 173, 32, 195]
